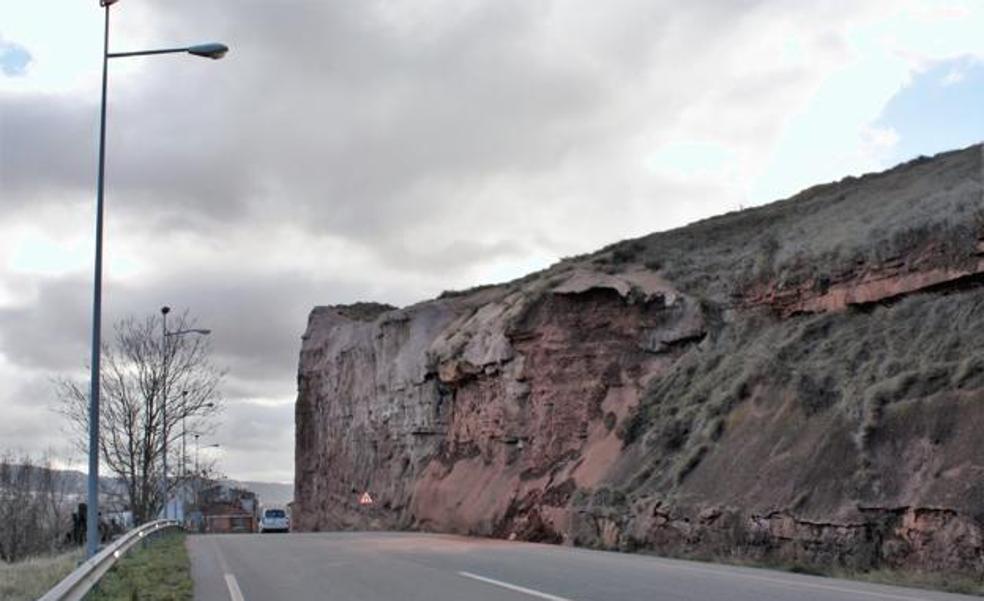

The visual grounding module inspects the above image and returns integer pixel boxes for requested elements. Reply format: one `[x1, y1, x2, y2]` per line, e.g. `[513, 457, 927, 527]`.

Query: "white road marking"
[224, 573, 246, 601]
[459, 571, 576, 601]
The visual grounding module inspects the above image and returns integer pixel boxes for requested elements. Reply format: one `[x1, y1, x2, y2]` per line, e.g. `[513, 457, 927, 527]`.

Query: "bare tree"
[0, 453, 71, 562]
[57, 311, 224, 524]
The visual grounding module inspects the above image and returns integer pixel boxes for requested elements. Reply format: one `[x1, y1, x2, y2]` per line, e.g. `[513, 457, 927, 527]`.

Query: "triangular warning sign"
[359, 491, 374, 505]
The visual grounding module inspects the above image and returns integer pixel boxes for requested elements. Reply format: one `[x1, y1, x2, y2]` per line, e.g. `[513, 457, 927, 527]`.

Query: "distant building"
[193, 483, 257, 533]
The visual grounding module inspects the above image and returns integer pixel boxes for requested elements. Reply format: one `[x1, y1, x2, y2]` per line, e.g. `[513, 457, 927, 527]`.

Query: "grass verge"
[86, 531, 193, 601]
[0, 548, 83, 601]
[637, 550, 984, 597]
[833, 567, 984, 597]
[731, 556, 984, 596]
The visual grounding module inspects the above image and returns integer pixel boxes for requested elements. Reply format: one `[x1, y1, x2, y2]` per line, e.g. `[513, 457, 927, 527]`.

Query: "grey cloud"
[4, 0, 764, 241]
[2, 0, 862, 283]
[0, 94, 95, 205]
[0, 270, 356, 378]
[0, 277, 92, 371]
[208, 399, 294, 481]
[0, 370, 79, 458]
[218, 400, 293, 454]
[1, 0, 882, 481]
[0, 271, 307, 481]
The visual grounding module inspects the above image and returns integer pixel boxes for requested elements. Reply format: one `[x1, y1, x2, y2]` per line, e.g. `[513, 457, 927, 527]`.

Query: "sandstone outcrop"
[295, 144, 984, 577]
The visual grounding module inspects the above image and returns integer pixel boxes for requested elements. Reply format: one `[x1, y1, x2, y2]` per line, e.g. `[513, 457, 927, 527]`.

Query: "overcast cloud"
[1, 0, 983, 484]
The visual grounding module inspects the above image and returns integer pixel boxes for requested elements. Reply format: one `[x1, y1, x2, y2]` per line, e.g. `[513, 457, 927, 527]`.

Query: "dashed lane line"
[461, 559, 943, 601]
[224, 573, 246, 601]
[210, 538, 245, 601]
[458, 571, 576, 601]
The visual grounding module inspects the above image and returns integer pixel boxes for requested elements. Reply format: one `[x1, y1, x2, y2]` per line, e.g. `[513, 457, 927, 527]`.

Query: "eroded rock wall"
[295, 144, 984, 575]
[295, 271, 702, 532]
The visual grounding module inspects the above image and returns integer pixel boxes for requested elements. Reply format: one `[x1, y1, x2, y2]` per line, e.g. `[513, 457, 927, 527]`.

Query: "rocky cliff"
[295, 144, 984, 577]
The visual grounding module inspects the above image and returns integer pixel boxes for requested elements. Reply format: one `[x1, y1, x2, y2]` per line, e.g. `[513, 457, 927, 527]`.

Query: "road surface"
[187, 532, 978, 601]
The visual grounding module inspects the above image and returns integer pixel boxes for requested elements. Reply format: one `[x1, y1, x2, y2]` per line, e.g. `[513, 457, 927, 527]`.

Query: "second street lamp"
[183, 395, 216, 479]
[160, 306, 211, 520]
[192, 435, 221, 512]
[181, 391, 215, 519]
[86, 0, 228, 557]
[194, 436, 221, 477]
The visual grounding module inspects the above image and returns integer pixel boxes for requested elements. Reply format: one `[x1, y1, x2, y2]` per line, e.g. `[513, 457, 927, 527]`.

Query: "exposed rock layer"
[296, 144, 984, 576]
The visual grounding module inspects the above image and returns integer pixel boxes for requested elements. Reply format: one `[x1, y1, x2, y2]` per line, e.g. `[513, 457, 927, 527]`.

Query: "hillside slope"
[295, 144, 984, 576]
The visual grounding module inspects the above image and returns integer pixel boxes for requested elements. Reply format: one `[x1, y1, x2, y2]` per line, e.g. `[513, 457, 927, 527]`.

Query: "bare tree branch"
[55, 310, 225, 524]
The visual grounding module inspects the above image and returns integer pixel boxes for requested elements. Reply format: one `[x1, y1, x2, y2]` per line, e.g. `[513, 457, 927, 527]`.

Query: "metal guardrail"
[38, 519, 180, 601]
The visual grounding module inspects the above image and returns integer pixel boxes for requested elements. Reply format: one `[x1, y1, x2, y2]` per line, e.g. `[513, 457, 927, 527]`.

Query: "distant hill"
[4, 466, 122, 498]
[12, 466, 294, 508]
[223, 480, 293, 506]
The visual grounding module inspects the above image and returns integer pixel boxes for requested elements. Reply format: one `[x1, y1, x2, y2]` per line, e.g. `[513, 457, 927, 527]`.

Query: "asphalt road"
[187, 532, 979, 601]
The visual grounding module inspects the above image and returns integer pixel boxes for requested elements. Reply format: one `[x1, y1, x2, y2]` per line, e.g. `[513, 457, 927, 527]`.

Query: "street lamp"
[107, 43, 229, 60]
[192, 435, 220, 513]
[160, 306, 211, 521]
[183, 395, 216, 479]
[194, 435, 221, 476]
[182, 391, 189, 479]
[85, 0, 228, 557]
[180, 393, 215, 522]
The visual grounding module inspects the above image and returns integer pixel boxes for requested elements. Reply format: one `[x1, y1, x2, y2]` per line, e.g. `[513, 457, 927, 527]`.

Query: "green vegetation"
[615, 284, 984, 495]
[332, 301, 398, 321]
[0, 548, 82, 601]
[594, 144, 983, 301]
[726, 554, 982, 596]
[836, 566, 984, 597]
[87, 531, 192, 601]
[667, 552, 984, 597]
[537, 147, 984, 591]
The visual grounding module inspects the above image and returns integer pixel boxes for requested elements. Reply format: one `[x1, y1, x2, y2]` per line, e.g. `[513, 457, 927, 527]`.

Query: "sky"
[0, 0, 982, 485]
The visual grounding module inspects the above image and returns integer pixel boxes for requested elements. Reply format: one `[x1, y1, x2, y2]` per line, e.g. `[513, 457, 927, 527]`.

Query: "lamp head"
[187, 43, 229, 60]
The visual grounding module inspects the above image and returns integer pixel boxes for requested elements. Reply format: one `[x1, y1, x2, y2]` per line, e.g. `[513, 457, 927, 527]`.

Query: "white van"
[258, 507, 290, 533]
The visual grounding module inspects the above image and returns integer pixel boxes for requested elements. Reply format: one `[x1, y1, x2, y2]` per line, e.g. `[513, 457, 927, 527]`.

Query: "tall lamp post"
[193, 434, 221, 512]
[160, 305, 211, 520]
[181, 391, 215, 520]
[86, 0, 227, 558]
[182, 391, 189, 479]
[183, 392, 216, 479]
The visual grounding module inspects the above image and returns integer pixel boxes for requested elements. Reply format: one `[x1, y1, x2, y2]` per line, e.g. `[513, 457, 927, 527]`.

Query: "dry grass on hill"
[0, 548, 82, 601]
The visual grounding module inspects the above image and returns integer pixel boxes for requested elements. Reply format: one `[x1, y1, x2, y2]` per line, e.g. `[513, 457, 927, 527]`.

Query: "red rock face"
[295, 272, 706, 538]
[412, 287, 700, 538]
[295, 144, 984, 577]
[744, 237, 984, 317]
